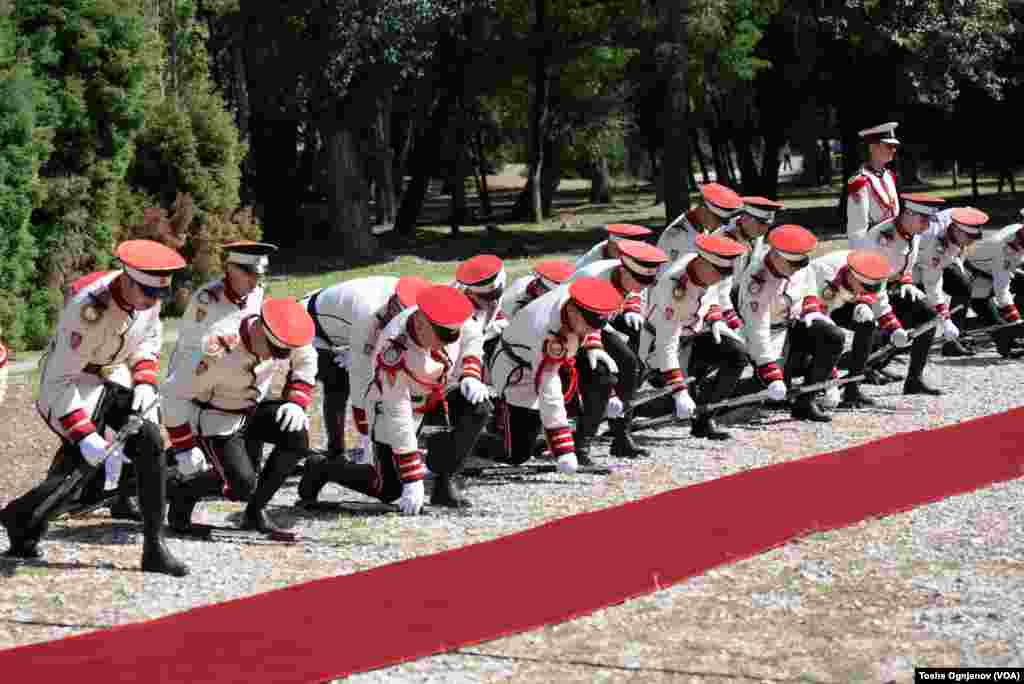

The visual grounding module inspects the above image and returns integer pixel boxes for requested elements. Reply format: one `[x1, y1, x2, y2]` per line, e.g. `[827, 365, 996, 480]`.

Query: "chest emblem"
[196, 307, 207, 323]
[69, 331, 83, 350]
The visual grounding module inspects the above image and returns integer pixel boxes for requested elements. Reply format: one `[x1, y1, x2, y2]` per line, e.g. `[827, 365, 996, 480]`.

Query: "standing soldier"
[863, 193, 946, 394]
[502, 260, 576, 321]
[574, 240, 669, 458]
[486, 277, 624, 469]
[0, 240, 189, 576]
[847, 122, 900, 247]
[962, 209, 1024, 357]
[162, 298, 317, 536]
[913, 207, 989, 357]
[301, 276, 431, 460]
[713, 196, 784, 331]
[299, 286, 486, 512]
[738, 225, 845, 422]
[575, 224, 654, 270]
[657, 183, 743, 263]
[639, 234, 750, 440]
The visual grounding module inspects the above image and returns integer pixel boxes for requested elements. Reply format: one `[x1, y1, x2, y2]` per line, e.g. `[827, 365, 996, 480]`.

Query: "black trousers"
[942, 265, 973, 329]
[785, 319, 846, 386]
[574, 337, 620, 442]
[316, 348, 351, 454]
[641, 334, 747, 417]
[830, 303, 878, 375]
[888, 289, 938, 379]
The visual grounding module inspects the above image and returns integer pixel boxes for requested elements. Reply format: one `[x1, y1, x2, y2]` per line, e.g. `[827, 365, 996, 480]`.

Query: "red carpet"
[2, 408, 1024, 682]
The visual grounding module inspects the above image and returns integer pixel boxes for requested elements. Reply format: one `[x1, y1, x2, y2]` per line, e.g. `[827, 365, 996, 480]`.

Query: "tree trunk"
[368, 93, 396, 225]
[248, 113, 300, 243]
[589, 155, 612, 204]
[758, 130, 784, 198]
[525, 0, 549, 224]
[659, 0, 689, 222]
[324, 125, 375, 261]
[449, 109, 468, 236]
[735, 132, 761, 195]
[394, 90, 457, 236]
[540, 135, 561, 216]
[690, 126, 709, 184]
[474, 128, 493, 219]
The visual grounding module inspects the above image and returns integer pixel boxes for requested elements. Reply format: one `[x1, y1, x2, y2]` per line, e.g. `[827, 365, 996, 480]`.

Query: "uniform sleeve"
[992, 260, 1015, 308]
[160, 346, 219, 451]
[127, 310, 162, 386]
[918, 247, 946, 313]
[648, 286, 687, 385]
[373, 356, 419, 455]
[459, 316, 486, 382]
[348, 322, 378, 413]
[283, 344, 317, 409]
[846, 177, 871, 246]
[739, 287, 780, 380]
[872, 288, 903, 333]
[536, 362, 574, 460]
[41, 308, 106, 443]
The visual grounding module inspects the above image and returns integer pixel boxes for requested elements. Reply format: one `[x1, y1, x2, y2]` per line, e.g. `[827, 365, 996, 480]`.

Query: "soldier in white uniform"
[847, 122, 900, 247]
[162, 298, 318, 536]
[486, 277, 624, 469]
[639, 234, 749, 440]
[573, 240, 668, 458]
[913, 207, 989, 357]
[657, 183, 743, 264]
[862, 193, 946, 394]
[575, 223, 653, 270]
[962, 209, 1024, 357]
[1, 240, 189, 576]
[453, 254, 509, 382]
[299, 286, 488, 511]
[798, 249, 893, 408]
[301, 276, 430, 459]
[738, 225, 845, 422]
[501, 259, 575, 321]
[712, 196, 783, 332]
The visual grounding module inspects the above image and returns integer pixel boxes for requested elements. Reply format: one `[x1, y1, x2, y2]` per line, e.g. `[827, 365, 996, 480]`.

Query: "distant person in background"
[779, 142, 793, 172]
[818, 139, 833, 186]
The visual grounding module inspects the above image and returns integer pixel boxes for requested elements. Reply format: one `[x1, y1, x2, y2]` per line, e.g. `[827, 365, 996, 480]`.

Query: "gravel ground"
[2, 338, 1023, 683]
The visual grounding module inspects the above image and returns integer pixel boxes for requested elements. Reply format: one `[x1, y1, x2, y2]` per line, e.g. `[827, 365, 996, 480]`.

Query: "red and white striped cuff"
[854, 293, 876, 306]
[662, 368, 686, 392]
[935, 303, 950, 320]
[899, 273, 913, 285]
[757, 363, 783, 384]
[131, 358, 159, 386]
[582, 331, 603, 350]
[545, 426, 575, 457]
[723, 309, 742, 329]
[284, 380, 314, 409]
[801, 296, 823, 316]
[59, 408, 97, 444]
[395, 450, 426, 483]
[623, 295, 643, 314]
[167, 423, 197, 452]
[1000, 304, 1021, 323]
[461, 355, 483, 381]
[878, 311, 903, 333]
[703, 305, 723, 325]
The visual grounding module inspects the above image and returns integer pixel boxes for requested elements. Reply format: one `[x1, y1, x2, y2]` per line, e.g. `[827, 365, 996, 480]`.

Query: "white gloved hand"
[853, 303, 874, 324]
[942, 318, 960, 340]
[891, 328, 911, 348]
[131, 383, 157, 413]
[276, 402, 310, 432]
[79, 432, 110, 467]
[397, 480, 425, 515]
[586, 348, 619, 375]
[898, 284, 925, 302]
[710, 320, 744, 345]
[623, 311, 644, 331]
[604, 395, 624, 419]
[557, 452, 579, 474]
[486, 317, 510, 338]
[460, 377, 490, 404]
[174, 446, 208, 478]
[802, 311, 832, 328]
[103, 445, 126, 490]
[821, 385, 842, 409]
[673, 390, 697, 419]
[766, 380, 788, 402]
[332, 348, 350, 369]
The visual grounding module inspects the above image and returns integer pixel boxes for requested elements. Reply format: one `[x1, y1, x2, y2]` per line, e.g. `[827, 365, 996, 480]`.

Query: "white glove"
[103, 445, 126, 490]
[898, 284, 925, 302]
[891, 328, 910, 348]
[397, 480, 425, 515]
[586, 348, 619, 375]
[710, 320, 744, 345]
[766, 380, 788, 402]
[79, 432, 110, 467]
[604, 395, 624, 419]
[460, 377, 490, 404]
[623, 311, 644, 331]
[131, 383, 157, 413]
[174, 446, 208, 478]
[332, 348, 350, 369]
[853, 303, 874, 324]
[802, 311, 832, 328]
[486, 317, 510, 338]
[557, 452, 579, 474]
[821, 385, 842, 409]
[276, 402, 310, 432]
[673, 390, 696, 419]
[942, 318, 960, 340]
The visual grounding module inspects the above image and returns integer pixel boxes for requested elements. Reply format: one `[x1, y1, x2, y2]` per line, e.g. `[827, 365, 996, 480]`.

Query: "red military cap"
[261, 297, 316, 349]
[395, 276, 432, 309]
[605, 223, 653, 239]
[418, 285, 474, 329]
[767, 225, 817, 261]
[569, 277, 624, 316]
[949, 207, 989, 236]
[695, 233, 748, 268]
[740, 196, 784, 223]
[456, 254, 504, 286]
[700, 183, 743, 218]
[222, 241, 278, 275]
[116, 239, 187, 291]
[847, 250, 892, 286]
[900, 193, 945, 217]
[617, 239, 668, 277]
[533, 260, 575, 288]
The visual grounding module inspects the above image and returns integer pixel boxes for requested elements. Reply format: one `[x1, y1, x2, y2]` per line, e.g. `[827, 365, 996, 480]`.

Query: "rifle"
[461, 462, 615, 477]
[865, 304, 963, 368]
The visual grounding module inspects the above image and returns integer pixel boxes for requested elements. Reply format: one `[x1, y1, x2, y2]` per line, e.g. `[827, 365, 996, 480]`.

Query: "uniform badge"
[748, 281, 762, 296]
[69, 331, 82, 350]
[381, 342, 403, 366]
[197, 290, 210, 305]
[81, 304, 101, 324]
[204, 338, 222, 356]
[670, 249, 680, 261]
[544, 338, 566, 359]
[665, 306, 675, 320]
[196, 360, 209, 376]
[750, 302, 759, 312]
[931, 256, 941, 269]
[672, 280, 686, 300]
[196, 307, 207, 323]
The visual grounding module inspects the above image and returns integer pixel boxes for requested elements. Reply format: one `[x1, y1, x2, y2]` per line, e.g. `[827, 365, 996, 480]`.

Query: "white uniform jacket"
[711, 224, 766, 329]
[656, 209, 714, 264]
[575, 240, 616, 270]
[161, 313, 317, 445]
[847, 166, 899, 246]
[571, 260, 642, 320]
[38, 272, 163, 444]
[797, 250, 879, 317]
[912, 214, 966, 317]
[964, 225, 1024, 314]
[501, 273, 551, 322]
[862, 218, 917, 333]
[451, 284, 505, 383]
[168, 277, 263, 378]
[300, 276, 402, 411]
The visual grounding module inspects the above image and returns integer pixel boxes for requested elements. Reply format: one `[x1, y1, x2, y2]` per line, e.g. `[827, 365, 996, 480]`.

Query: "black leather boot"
[167, 470, 220, 533]
[242, 508, 290, 535]
[903, 330, 942, 396]
[108, 493, 142, 521]
[135, 424, 188, 577]
[791, 394, 831, 422]
[0, 507, 42, 559]
[297, 453, 330, 504]
[430, 473, 472, 508]
[691, 413, 731, 440]
[904, 376, 943, 395]
[245, 448, 302, 525]
[573, 433, 594, 466]
[608, 416, 649, 459]
[839, 383, 876, 408]
[941, 339, 974, 357]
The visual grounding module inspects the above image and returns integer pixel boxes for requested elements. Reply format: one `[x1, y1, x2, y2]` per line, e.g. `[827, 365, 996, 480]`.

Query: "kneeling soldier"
[162, 298, 318, 536]
[576, 223, 654, 270]
[502, 259, 576, 321]
[962, 209, 1024, 357]
[658, 183, 743, 263]
[0, 240, 188, 576]
[299, 286, 484, 513]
